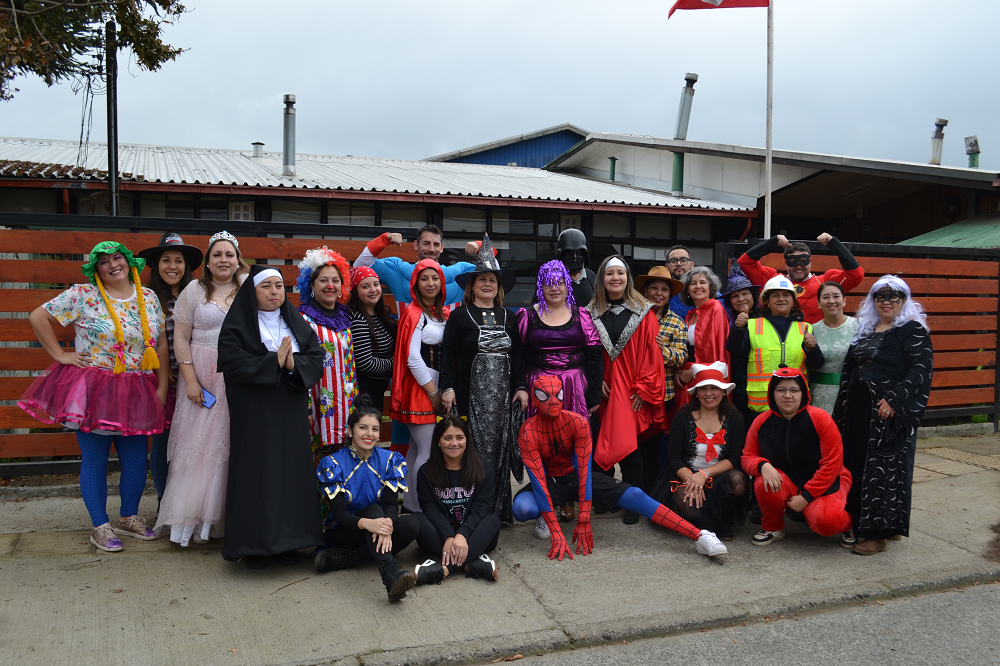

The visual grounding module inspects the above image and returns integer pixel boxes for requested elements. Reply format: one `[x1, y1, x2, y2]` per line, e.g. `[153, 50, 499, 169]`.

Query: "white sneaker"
[534, 516, 550, 539]
[696, 529, 728, 557]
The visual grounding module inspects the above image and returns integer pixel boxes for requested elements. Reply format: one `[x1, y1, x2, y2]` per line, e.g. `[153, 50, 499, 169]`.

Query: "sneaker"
[115, 515, 156, 541]
[466, 554, 499, 581]
[414, 559, 445, 586]
[752, 529, 785, 546]
[695, 530, 728, 557]
[840, 529, 858, 549]
[314, 546, 368, 574]
[90, 524, 124, 552]
[534, 516, 550, 539]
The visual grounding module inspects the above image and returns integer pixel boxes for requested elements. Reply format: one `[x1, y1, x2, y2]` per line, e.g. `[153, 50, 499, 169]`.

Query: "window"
[328, 202, 375, 226]
[560, 214, 581, 231]
[636, 215, 671, 240]
[230, 201, 253, 221]
[593, 213, 629, 237]
[272, 199, 321, 223]
[165, 195, 195, 219]
[140, 194, 166, 218]
[0, 188, 57, 214]
[492, 210, 533, 235]
[443, 207, 486, 233]
[676, 217, 711, 241]
[382, 204, 426, 228]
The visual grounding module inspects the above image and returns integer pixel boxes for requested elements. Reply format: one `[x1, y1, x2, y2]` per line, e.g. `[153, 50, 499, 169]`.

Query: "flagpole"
[764, 0, 773, 238]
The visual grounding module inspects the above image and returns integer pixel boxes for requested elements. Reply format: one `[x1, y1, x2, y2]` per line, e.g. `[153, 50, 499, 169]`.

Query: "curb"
[0, 479, 157, 501]
[917, 422, 994, 440]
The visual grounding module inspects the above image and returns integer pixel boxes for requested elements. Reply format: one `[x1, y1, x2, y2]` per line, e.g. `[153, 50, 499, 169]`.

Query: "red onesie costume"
[513, 375, 728, 560]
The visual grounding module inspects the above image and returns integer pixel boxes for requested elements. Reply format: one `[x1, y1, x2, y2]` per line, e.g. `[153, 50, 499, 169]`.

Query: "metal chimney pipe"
[929, 118, 948, 165]
[252, 141, 264, 159]
[965, 135, 981, 169]
[282, 94, 296, 176]
[671, 73, 698, 197]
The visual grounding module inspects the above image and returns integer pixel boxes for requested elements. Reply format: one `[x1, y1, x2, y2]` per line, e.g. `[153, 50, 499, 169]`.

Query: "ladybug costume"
[513, 375, 711, 560]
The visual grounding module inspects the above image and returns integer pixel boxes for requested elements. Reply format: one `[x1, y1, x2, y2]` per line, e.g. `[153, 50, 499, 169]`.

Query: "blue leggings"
[149, 430, 170, 498]
[513, 486, 657, 522]
[75, 432, 150, 527]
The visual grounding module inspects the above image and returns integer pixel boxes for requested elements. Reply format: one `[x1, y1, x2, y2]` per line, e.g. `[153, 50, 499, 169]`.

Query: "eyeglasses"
[874, 292, 904, 304]
[785, 255, 811, 267]
[773, 387, 802, 395]
[666, 257, 693, 266]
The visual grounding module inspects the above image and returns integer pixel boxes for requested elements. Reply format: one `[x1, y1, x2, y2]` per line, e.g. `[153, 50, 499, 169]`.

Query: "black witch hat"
[455, 233, 517, 292]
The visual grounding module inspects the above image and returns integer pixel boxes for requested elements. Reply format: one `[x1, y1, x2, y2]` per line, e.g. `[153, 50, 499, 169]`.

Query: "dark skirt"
[649, 467, 749, 538]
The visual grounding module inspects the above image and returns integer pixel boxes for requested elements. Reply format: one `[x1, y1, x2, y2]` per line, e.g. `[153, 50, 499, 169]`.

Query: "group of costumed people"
[16, 224, 933, 601]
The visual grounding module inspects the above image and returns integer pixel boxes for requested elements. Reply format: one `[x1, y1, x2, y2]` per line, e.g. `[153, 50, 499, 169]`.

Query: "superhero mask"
[532, 375, 565, 418]
[557, 228, 589, 273]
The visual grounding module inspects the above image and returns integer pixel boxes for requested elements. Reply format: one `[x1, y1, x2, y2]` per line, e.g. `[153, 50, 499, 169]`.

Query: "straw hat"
[634, 265, 684, 296]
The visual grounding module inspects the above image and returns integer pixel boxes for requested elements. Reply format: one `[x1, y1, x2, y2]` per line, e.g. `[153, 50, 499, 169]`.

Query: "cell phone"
[202, 388, 217, 409]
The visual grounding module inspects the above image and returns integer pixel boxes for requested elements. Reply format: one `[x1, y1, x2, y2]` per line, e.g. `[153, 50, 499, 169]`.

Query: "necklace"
[211, 280, 234, 289]
[258, 312, 282, 343]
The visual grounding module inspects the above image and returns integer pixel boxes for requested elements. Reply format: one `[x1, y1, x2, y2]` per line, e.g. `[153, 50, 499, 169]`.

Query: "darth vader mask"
[557, 228, 589, 273]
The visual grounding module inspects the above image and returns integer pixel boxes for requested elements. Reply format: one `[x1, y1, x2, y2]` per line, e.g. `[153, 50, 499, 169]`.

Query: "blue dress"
[315, 446, 407, 530]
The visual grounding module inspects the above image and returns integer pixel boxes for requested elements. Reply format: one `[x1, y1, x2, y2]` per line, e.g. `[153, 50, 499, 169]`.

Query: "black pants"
[513, 470, 630, 516]
[324, 503, 418, 558]
[414, 511, 500, 574]
[358, 375, 390, 415]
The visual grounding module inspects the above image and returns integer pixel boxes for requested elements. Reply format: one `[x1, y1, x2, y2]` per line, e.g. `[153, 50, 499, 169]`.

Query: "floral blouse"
[44, 283, 165, 372]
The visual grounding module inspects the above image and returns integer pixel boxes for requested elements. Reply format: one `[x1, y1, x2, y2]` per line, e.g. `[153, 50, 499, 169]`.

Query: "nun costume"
[217, 265, 326, 566]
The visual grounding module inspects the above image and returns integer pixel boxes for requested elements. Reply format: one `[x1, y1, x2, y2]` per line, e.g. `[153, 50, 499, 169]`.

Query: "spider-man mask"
[532, 375, 564, 417]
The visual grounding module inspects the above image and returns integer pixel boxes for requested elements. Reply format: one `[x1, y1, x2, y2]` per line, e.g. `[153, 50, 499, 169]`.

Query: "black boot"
[375, 550, 415, 602]
[314, 546, 368, 574]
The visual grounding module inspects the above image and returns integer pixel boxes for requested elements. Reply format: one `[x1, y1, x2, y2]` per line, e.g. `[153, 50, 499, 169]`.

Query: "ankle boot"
[375, 550, 415, 601]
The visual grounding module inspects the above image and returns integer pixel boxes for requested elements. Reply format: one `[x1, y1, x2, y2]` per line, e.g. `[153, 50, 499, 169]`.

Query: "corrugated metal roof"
[900, 215, 1000, 248]
[0, 137, 747, 211]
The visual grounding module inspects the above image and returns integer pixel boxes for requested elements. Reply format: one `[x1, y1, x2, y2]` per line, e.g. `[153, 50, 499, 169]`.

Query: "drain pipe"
[609, 156, 618, 182]
[929, 118, 948, 165]
[965, 136, 980, 169]
[672, 73, 698, 196]
[283, 94, 296, 177]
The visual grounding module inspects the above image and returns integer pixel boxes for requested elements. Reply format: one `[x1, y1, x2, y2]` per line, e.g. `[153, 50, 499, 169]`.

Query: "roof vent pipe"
[671, 73, 698, 197]
[282, 94, 296, 177]
[965, 135, 980, 169]
[252, 141, 264, 159]
[929, 118, 948, 165]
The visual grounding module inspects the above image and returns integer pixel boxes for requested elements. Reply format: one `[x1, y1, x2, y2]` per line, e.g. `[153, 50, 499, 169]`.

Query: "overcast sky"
[2, 0, 996, 170]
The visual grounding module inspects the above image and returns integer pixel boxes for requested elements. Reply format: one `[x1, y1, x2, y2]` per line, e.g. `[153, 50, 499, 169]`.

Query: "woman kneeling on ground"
[741, 367, 853, 547]
[413, 415, 502, 585]
[314, 394, 418, 601]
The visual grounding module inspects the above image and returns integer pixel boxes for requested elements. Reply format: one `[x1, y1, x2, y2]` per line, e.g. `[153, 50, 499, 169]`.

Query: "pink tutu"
[18, 363, 165, 436]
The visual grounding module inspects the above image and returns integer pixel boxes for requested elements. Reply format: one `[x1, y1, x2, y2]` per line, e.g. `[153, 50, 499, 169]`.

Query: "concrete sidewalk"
[1, 435, 998, 666]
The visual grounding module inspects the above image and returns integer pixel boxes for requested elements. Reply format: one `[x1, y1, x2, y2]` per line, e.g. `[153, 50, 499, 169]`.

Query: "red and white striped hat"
[686, 361, 736, 395]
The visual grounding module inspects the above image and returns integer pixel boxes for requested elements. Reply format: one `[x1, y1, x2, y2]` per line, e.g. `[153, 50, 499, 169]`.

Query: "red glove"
[573, 501, 593, 555]
[543, 512, 573, 561]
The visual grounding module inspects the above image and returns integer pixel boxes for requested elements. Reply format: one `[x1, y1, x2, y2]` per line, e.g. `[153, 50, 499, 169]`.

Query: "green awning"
[900, 214, 1000, 248]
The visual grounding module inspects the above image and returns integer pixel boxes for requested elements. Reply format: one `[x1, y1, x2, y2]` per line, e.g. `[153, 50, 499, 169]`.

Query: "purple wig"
[536, 259, 576, 313]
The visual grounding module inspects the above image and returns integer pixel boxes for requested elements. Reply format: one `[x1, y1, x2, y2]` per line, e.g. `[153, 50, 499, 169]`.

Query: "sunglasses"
[785, 255, 811, 267]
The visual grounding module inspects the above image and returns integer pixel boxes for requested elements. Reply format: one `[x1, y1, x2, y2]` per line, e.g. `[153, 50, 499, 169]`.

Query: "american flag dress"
[302, 314, 358, 449]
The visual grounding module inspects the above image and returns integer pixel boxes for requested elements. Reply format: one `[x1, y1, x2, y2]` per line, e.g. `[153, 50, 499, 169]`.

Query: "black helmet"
[557, 228, 589, 273]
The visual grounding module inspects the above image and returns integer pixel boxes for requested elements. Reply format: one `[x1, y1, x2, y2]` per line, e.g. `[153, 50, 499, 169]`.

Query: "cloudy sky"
[3, 0, 996, 170]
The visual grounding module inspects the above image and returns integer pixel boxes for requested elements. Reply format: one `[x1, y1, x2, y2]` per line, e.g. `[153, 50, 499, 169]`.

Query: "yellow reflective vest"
[747, 317, 811, 412]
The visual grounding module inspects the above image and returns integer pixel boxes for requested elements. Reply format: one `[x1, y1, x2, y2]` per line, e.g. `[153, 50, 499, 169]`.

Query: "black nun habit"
[217, 264, 325, 562]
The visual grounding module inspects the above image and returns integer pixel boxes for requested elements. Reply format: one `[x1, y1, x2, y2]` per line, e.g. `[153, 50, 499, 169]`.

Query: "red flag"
[668, 0, 769, 19]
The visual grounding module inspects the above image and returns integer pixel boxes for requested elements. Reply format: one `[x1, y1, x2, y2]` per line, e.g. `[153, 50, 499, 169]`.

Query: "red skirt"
[18, 363, 165, 436]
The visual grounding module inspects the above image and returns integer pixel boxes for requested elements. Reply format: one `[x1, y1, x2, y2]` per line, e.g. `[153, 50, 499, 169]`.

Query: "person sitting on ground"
[512, 375, 729, 560]
[650, 362, 748, 541]
[413, 415, 502, 585]
[314, 394, 418, 601]
[741, 367, 853, 548]
[737, 233, 864, 324]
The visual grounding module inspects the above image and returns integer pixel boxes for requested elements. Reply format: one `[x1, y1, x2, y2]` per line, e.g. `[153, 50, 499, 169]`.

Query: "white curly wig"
[851, 274, 929, 345]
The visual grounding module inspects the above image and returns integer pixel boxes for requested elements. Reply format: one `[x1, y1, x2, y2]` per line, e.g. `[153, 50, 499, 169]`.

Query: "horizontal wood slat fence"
[1, 226, 418, 474]
[717, 240, 1000, 426]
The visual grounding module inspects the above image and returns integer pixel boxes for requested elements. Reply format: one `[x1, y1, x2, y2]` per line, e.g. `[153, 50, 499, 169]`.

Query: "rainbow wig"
[536, 259, 576, 313]
[296, 246, 351, 306]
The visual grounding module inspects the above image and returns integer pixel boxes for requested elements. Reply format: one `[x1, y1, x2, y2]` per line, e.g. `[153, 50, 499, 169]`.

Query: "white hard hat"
[761, 275, 796, 299]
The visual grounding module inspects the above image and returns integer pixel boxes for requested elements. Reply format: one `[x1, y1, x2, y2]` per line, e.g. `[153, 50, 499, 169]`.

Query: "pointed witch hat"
[455, 233, 517, 292]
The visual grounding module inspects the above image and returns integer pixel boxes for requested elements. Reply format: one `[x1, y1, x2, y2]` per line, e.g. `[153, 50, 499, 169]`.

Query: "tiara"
[209, 230, 238, 248]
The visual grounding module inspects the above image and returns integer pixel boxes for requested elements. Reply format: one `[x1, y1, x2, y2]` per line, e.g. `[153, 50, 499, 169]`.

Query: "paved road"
[505, 583, 1000, 666]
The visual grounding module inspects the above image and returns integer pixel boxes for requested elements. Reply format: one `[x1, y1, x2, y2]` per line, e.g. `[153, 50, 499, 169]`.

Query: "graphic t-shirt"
[435, 469, 476, 525]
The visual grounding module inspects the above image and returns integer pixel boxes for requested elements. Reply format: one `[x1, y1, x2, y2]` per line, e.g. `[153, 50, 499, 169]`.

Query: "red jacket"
[737, 256, 864, 325]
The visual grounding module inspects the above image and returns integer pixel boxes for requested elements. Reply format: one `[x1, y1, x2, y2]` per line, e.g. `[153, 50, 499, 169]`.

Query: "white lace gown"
[154, 282, 232, 546]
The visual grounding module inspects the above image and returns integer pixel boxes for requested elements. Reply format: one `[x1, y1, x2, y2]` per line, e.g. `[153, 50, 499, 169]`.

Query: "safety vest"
[747, 318, 811, 412]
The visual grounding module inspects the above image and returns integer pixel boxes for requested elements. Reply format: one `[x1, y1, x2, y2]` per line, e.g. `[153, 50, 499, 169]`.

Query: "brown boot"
[853, 538, 887, 555]
[557, 503, 575, 522]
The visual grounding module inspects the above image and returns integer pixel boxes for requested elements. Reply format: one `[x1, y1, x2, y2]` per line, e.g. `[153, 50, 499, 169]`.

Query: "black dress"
[439, 304, 528, 523]
[834, 320, 933, 539]
[217, 266, 327, 561]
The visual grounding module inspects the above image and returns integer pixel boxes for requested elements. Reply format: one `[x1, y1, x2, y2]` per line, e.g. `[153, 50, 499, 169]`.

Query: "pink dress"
[154, 282, 231, 546]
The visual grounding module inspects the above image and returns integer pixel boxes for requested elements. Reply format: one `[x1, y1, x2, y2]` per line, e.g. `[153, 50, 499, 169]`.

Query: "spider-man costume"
[514, 375, 702, 560]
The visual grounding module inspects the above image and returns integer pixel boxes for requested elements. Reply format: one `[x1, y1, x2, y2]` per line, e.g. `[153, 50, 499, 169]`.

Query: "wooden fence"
[716, 240, 1000, 426]
[0, 222, 417, 475]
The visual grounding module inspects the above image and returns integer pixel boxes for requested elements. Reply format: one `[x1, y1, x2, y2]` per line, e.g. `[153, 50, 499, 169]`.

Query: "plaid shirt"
[657, 308, 688, 402]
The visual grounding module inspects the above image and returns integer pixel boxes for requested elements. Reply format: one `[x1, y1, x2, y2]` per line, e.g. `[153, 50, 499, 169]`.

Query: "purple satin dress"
[517, 306, 601, 417]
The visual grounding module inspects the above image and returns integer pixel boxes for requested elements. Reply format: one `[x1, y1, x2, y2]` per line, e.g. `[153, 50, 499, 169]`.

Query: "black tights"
[597, 448, 643, 490]
[668, 468, 748, 537]
[324, 503, 419, 559]
[415, 512, 501, 575]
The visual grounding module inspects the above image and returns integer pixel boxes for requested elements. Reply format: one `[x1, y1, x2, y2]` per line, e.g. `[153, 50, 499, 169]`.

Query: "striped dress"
[301, 313, 358, 449]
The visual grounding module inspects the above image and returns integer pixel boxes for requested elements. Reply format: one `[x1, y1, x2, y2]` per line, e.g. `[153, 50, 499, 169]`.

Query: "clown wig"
[851, 274, 929, 345]
[535, 259, 576, 313]
[296, 246, 351, 306]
